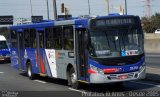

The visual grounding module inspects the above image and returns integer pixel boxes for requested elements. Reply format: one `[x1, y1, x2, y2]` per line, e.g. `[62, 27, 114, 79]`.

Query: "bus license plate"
[118, 75, 128, 80]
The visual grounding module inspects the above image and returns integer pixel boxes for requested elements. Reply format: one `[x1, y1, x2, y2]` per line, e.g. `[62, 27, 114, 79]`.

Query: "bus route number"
[130, 66, 139, 71]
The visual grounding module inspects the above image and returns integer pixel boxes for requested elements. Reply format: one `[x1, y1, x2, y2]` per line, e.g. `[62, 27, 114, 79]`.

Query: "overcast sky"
[0, 0, 160, 20]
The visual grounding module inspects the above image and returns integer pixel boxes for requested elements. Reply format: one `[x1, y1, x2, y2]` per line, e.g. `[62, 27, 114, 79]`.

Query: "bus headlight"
[90, 64, 104, 74]
[139, 62, 146, 71]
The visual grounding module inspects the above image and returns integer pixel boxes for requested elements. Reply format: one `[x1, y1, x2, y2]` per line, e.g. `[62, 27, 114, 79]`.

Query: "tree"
[141, 13, 160, 33]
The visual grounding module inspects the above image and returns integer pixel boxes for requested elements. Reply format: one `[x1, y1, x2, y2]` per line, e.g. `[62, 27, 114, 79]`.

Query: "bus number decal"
[129, 66, 139, 71]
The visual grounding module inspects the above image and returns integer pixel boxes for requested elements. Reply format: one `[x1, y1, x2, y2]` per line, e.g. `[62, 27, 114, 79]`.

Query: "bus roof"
[10, 18, 89, 30]
[95, 15, 138, 19]
[10, 15, 138, 31]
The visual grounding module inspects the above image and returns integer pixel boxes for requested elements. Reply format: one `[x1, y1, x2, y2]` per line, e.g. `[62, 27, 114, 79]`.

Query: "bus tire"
[69, 67, 80, 89]
[27, 62, 34, 80]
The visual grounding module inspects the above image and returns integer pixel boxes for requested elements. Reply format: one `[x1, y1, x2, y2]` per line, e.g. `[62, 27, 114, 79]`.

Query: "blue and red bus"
[9, 15, 146, 88]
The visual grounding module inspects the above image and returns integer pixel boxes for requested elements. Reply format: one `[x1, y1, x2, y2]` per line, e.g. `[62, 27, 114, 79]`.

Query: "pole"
[53, 0, 57, 20]
[106, 0, 110, 15]
[125, 0, 127, 15]
[46, 0, 50, 20]
[88, 0, 91, 15]
[30, 0, 33, 16]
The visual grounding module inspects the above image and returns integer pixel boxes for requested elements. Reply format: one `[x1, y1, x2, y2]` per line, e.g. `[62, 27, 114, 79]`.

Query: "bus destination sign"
[93, 18, 135, 27]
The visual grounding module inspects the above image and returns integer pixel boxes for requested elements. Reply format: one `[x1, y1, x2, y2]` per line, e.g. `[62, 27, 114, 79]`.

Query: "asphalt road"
[145, 53, 160, 68]
[0, 54, 160, 97]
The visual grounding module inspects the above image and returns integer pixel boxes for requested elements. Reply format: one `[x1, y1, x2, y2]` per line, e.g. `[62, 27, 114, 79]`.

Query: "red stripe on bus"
[103, 68, 118, 74]
[40, 56, 45, 74]
[88, 69, 96, 74]
[36, 50, 45, 74]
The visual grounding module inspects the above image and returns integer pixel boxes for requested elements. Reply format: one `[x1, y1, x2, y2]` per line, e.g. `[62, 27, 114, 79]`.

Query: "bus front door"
[76, 29, 88, 81]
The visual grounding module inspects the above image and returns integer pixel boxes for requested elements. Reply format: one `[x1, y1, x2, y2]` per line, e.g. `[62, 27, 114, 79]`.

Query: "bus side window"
[11, 30, 17, 48]
[24, 29, 30, 48]
[45, 27, 57, 49]
[45, 27, 63, 50]
[24, 29, 36, 48]
[31, 29, 36, 48]
[33, 38, 36, 48]
[63, 26, 74, 50]
[53, 27, 62, 49]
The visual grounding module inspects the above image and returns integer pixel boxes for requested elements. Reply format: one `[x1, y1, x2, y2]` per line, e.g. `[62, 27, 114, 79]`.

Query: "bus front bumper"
[89, 66, 146, 83]
[0, 56, 10, 62]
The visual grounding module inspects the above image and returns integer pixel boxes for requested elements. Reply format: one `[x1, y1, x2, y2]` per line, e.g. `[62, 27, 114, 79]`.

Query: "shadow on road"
[20, 73, 68, 86]
[79, 81, 155, 93]
[19, 72, 156, 93]
[0, 61, 10, 64]
[145, 73, 160, 83]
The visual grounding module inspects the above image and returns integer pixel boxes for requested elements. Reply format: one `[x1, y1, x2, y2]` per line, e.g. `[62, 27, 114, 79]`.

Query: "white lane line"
[0, 72, 4, 74]
[34, 80, 46, 84]
[130, 81, 160, 87]
[68, 88, 86, 93]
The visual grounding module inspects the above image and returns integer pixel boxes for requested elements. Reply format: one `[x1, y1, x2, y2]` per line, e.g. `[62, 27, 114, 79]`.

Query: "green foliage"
[141, 13, 160, 33]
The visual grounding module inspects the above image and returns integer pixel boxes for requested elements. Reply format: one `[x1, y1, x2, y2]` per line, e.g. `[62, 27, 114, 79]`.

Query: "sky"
[0, 0, 160, 20]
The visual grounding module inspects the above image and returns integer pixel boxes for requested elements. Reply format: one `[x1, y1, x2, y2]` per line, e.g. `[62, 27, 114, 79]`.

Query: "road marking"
[0, 72, 4, 74]
[130, 81, 160, 88]
[68, 88, 86, 93]
[34, 80, 46, 84]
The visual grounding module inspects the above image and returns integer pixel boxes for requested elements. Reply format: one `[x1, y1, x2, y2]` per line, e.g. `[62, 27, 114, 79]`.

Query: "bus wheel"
[27, 62, 34, 80]
[69, 67, 80, 89]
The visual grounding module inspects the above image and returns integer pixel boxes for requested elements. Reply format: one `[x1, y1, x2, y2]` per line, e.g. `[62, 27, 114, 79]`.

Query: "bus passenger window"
[24, 29, 36, 48]
[53, 27, 62, 49]
[63, 26, 74, 50]
[64, 39, 73, 50]
[39, 33, 44, 48]
[33, 38, 36, 48]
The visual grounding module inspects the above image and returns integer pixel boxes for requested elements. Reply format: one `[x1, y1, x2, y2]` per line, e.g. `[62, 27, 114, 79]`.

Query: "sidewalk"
[145, 67, 160, 83]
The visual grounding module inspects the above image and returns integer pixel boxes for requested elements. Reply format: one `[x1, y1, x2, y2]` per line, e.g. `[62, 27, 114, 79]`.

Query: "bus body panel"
[20, 48, 75, 80]
[23, 48, 39, 73]
[52, 50, 75, 79]
[11, 48, 18, 68]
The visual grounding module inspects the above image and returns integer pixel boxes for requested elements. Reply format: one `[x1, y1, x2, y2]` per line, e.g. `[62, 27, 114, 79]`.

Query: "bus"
[9, 15, 145, 89]
[0, 35, 10, 62]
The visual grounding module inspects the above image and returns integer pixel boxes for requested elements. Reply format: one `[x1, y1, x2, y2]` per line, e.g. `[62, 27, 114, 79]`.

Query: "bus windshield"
[88, 28, 144, 58]
[0, 41, 8, 49]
